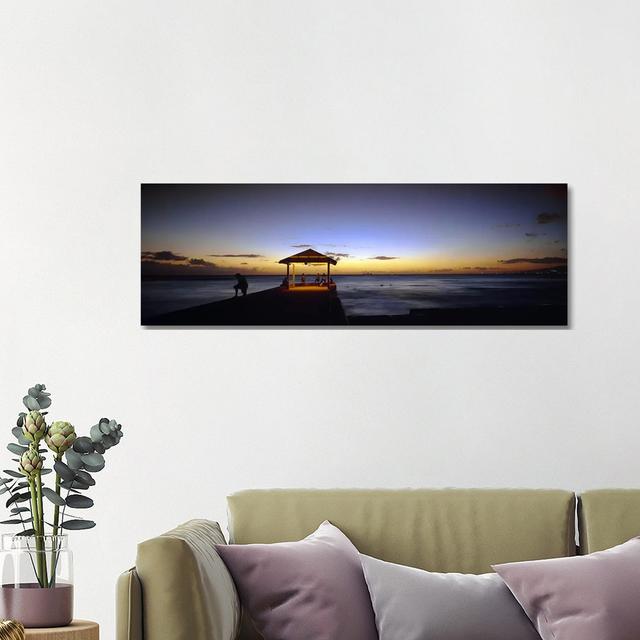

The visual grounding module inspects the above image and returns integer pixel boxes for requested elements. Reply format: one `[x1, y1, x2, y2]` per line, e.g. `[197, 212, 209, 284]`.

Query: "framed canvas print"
[141, 184, 568, 327]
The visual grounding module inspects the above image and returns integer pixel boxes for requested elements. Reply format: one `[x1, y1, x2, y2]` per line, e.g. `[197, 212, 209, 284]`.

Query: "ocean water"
[141, 274, 567, 320]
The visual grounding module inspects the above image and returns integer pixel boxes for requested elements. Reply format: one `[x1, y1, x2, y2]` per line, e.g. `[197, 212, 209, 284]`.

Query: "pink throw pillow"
[215, 520, 378, 640]
[493, 536, 640, 640]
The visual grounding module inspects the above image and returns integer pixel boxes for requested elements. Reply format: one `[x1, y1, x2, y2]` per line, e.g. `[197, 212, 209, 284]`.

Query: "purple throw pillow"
[493, 537, 640, 640]
[215, 520, 378, 640]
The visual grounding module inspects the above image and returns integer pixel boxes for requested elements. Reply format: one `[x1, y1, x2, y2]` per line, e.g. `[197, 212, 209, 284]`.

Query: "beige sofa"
[116, 488, 640, 640]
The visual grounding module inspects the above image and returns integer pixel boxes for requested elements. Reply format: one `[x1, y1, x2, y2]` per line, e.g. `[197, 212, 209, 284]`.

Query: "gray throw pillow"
[360, 554, 540, 640]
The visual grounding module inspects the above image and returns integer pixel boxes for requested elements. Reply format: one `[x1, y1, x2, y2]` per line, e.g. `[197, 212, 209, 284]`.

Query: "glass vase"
[0, 534, 73, 627]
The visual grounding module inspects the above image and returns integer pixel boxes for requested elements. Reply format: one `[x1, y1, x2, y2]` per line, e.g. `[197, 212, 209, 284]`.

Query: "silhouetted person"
[234, 273, 248, 297]
[301, 273, 306, 284]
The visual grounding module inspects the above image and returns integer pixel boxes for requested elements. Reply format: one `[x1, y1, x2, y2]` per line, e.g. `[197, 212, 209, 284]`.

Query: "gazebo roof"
[279, 248, 337, 265]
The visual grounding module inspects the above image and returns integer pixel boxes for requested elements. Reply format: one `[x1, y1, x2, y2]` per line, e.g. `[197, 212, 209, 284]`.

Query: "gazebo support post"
[327, 262, 330, 285]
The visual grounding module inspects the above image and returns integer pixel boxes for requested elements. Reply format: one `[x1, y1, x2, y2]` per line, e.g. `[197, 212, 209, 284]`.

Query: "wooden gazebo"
[279, 248, 337, 288]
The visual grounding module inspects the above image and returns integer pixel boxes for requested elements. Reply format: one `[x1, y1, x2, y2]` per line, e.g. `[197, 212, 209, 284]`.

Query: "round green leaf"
[82, 462, 105, 473]
[65, 495, 94, 509]
[6, 494, 21, 508]
[65, 450, 83, 471]
[82, 452, 104, 467]
[42, 487, 66, 506]
[7, 444, 28, 456]
[54, 460, 75, 481]
[23, 396, 40, 411]
[72, 437, 94, 454]
[89, 424, 102, 443]
[74, 470, 95, 486]
[60, 519, 96, 530]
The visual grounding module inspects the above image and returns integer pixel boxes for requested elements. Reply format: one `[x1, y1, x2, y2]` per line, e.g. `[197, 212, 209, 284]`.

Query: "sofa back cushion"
[228, 489, 576, 572]
[229, 489, 575, 640]
[578, 489, 640, 553]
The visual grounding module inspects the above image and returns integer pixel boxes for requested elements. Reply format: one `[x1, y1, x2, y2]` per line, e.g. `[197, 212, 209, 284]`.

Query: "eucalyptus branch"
[3, 383, 125, 591]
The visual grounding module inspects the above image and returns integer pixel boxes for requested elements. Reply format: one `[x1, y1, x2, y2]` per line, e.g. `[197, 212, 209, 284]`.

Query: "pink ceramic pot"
[0, 583, 73, 627]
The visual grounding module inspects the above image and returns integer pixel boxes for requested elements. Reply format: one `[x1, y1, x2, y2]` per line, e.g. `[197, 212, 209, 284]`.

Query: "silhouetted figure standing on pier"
[234, 273, 248, 297]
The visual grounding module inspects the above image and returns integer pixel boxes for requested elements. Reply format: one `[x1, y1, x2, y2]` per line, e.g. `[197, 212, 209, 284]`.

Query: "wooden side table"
[24, 620, 98, 640]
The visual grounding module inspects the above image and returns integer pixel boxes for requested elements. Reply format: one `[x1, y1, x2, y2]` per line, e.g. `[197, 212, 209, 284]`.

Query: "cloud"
[370, 256, 398, 260]
[326, 252, 351, 258]
[141, 259, 256, 277]
[525, 232, 547, 238]
[291, 244, 313, 248]
[537, 212, 566, 224]
[498, 257, 568, 265]
[141, 250, 187, 262]
[207, 253, 264, 258]
[189, 258, 217, 267]
[240, 262, 248, 265]
[463, 266, 489, 270]
[495, 223, 521, 228]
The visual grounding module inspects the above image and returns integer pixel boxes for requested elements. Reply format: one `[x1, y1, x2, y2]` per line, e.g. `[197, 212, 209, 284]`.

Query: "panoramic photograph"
[141, 184, 568, 326]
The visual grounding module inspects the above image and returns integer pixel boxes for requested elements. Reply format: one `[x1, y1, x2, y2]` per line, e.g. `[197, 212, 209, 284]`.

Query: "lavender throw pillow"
[361, 554, 540, 640]
[494, 537, 640, 640]
[215, 521, 378, 640]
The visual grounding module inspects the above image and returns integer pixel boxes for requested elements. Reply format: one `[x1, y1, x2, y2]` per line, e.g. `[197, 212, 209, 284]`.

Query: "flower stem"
[35, 473, 48, 586]
[29, 479, 44, 587]
[49, 455, 63, 587]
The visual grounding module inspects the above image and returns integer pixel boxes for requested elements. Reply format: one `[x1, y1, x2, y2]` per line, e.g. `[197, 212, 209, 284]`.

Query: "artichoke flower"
[22, 410, 46, 443]
[19, 448, 43, 479]
[45, 421, 76, 455]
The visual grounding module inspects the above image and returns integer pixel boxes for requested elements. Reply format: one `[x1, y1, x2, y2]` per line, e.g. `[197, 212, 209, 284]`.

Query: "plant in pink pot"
[0, 384, 124, 627]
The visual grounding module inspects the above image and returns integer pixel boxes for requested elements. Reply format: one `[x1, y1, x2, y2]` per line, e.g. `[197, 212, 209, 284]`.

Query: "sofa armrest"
[133, 519, 240, 640]
[116, 568, 143, 640]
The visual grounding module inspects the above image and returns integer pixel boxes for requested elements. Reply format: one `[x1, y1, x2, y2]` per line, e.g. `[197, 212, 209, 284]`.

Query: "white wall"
[2, 0, 640, 635]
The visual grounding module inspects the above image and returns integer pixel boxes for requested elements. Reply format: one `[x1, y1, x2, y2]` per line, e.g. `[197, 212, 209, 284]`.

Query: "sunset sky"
[141, 184, 568, 276]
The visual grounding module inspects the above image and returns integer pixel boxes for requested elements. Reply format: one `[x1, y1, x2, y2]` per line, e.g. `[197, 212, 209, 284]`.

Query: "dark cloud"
[240, 262, 248, 265]
[498, 257, 568, 265]
[495, 223, 521, 228]
[141, 250, 187, 262]
[141, 259, 254, 277]
[189, 258, 217, 267]
[370, 256, 398, 260]
[207, 253, 264, 258]
[525, 232, 547, 238]
[291, 244, 313, 248]
[463, 266, 488, 270]
[537, 212, 566, 224]
[326, 252, 351, 258]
